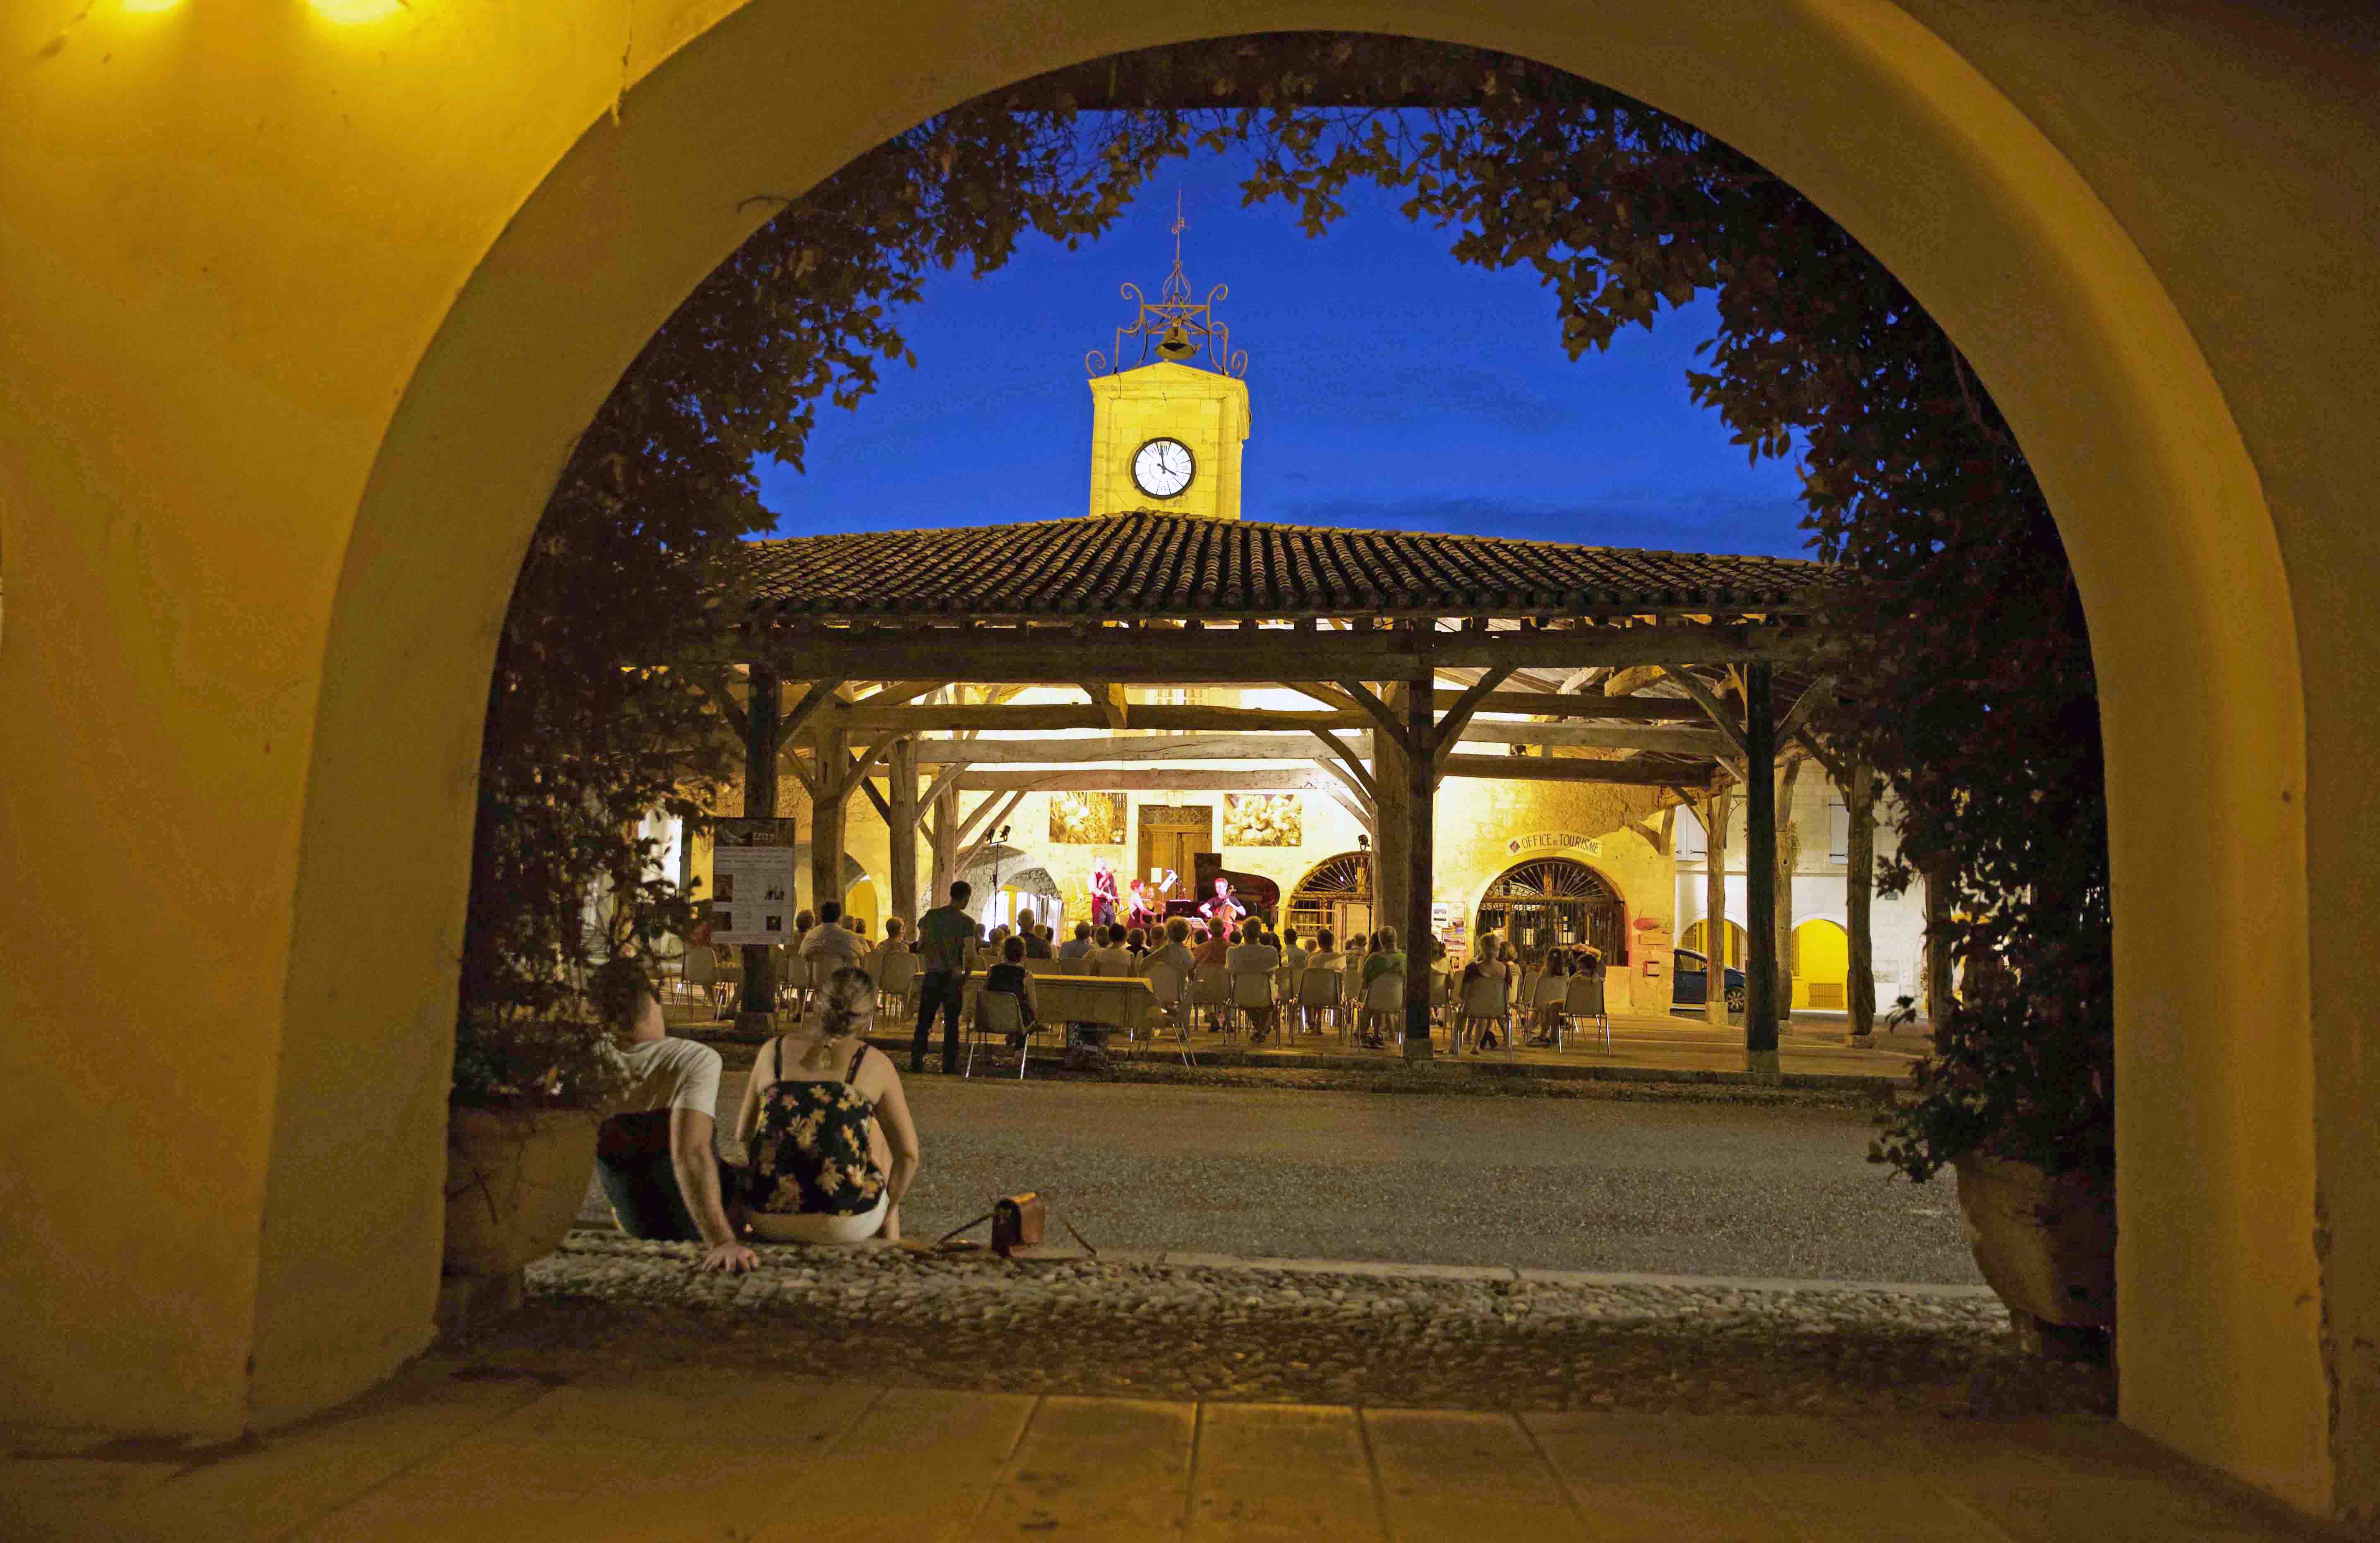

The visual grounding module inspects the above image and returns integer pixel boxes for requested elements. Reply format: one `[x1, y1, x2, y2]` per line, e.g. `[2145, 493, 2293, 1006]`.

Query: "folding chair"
[1360, 971, 1406, 1050]
[1231, 971, 1279, 1043]
[875, 948, 919, 1022]
[1531, 972, 1571, 1050]
[1189, 964, 1232, 1038]
[1142, 962, 1196, 1067]
[1299, 968, 1346, 1045]
[1565, 972, 1611, 1049]
[969, 989, 1035, 1080]
[1458, 974, 1513, 1059]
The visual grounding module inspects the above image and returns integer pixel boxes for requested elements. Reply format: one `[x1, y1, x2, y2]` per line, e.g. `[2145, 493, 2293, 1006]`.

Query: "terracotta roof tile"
[739, 512, 1838, 622]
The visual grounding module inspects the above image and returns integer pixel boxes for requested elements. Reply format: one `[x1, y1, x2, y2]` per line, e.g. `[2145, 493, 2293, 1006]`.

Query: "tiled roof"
[739, 513, 1838, 622]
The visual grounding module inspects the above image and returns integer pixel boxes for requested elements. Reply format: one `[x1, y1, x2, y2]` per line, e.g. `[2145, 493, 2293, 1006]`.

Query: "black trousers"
[912, 969, 965, 1072]
[593, 1111, 741, 1241]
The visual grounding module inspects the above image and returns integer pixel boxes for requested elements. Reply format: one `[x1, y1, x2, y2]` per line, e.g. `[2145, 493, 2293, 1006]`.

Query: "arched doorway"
[13, 5, 2360, 1510]
[1792, 919, 1850, 1012]
[1476, 858, 1625, 964]
[1287, 850, 1374, 946]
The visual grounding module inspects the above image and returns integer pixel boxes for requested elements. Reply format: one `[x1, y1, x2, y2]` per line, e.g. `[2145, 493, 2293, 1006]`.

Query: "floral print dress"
[746, 1040, 886, 1218]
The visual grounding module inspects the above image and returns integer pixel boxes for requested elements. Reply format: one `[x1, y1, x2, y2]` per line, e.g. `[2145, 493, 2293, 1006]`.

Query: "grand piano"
[1164, 851, 1281, 927]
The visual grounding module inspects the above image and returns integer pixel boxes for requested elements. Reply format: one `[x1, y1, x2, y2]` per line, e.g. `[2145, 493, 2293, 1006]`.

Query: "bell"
[1156, 321, 1197, 361]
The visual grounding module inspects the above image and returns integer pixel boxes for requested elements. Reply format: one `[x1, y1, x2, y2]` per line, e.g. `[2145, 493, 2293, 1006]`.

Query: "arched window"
[1287, 850, 1373, 945]
[1476, 858, 1625, 963]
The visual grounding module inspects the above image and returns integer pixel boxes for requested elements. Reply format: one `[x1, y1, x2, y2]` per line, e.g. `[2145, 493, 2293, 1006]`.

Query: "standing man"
[912, 880, 975, 1074]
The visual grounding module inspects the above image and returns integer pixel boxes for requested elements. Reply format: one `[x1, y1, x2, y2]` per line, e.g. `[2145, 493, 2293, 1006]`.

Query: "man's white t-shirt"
[1280, 945, 1309, 973]
[1088, 943, 1135, 976]
[801, 923, 871, 973]
[610, 1035, 723, 1119]
[1226, 941, 1283, 976]
[1057, 937, 1094, 961]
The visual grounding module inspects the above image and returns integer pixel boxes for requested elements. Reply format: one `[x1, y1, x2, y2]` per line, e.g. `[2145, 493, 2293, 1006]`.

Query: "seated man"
[1225, 924, 1284, 1041]
[1057, 921, 1097, 962]
[589, 958, 757, 1274]
[1088, 922, 1136, 976]
[800, 898, 870, 973]
[1195, 921, 1233, 972]
[1019, 910, 1054, 959]
[879, 916, 909, 954]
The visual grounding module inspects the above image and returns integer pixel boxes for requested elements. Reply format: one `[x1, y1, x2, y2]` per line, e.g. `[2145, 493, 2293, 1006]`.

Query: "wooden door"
[1136, 804, 1212, 900]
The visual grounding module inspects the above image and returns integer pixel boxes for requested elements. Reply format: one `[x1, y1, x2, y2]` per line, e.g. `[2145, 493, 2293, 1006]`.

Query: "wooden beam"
[750, 624, 1831, 683]
[1082, 681, 1127, 729]
[1659, 668, 1750, 759]
[953, 769, 1339, 794]
[846, 680, 947, 707]
[1309, 754, 1378, 816]
[918, 758, 973, 813]
[857, 777, 892, 824]
[946, 757, 1711, 793]
[1318, 782, 1377, 839]
[1429, 665, 1516, 782]
[1435, 754, 1715, 788]
[1336, 679, 1415, 759]
[1775, 674, 1840, 747]
[902, 726, 1727, 767]
[955, 786, 1022, 846]
[1310, 727, 1379, 801]
[833, 695, 1713, 733]
[777, 677, 846, 742]
[1278, 680, 1357, 711]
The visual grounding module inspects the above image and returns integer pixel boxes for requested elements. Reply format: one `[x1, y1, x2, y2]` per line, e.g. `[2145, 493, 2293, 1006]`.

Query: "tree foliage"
[465, 32, 2111, 1178]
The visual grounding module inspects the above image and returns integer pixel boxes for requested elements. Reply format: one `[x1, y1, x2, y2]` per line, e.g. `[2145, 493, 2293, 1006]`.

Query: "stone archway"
[1286, 850, 1375, 948]
[5, 2, 2369, 1517]
[1475, 857, 1627, 965]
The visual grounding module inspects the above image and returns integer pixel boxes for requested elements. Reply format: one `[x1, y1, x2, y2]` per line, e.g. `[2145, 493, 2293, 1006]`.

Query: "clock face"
[1131, 437, 1195, 499]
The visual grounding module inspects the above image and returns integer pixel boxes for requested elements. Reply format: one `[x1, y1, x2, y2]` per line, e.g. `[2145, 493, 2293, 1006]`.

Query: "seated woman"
[982, 933, 1038, 1046]
[1358, 925, 1407, 1049]
[733, 966, 920, 1245]
[1529, 951, 1573, 1044]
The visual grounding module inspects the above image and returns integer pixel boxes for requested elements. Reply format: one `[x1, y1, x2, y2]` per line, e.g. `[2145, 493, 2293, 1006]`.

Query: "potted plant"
[443, 1004, 625, 1279]
[1871, 958, 2114, 1358]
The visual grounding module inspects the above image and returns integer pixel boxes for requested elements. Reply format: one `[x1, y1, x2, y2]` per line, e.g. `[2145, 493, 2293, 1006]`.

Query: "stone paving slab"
[4, 1281, 2334, 1542]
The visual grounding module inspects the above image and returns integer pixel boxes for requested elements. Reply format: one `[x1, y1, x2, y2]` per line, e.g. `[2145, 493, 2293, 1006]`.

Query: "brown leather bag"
[991, 1192, 1046, 1257]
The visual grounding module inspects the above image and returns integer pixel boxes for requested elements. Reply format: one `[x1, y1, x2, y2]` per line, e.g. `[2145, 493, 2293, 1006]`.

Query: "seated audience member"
[1020, 912, 1053, 959]
[1280, 927, 1308, 975]
[1143, 916, 1198, 980]
[1304, 928, 1343, 972]
[1531, 951, 1572, 1044]
[1225, 922, 1284, 1041]
[589, 958, 756, 1274]
[880, 916, 909, 954]
[982, 933, 1038, 1045]
[791, 910, 816, 955]
[847, 915, 869, 940]
[1089, 923, 1135, 976]
[1358, 928, 1407, 1048]
[734, 966, 920, 1245]
[1125, 925, 1149, 958]
[1195, 921, 1233, 971]
[1058, 921, 1096, 962]
[801, 899, 870, 972]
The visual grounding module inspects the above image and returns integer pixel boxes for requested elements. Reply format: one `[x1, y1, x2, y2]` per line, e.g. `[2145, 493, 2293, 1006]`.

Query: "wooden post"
[1703, 785, 1733, 1029]
[1372, 685, 1411, 948]
[1742, 663, 1780, 1081]
[734, 668, 780, 1033]
[1845, 756, 1876, 1039]
[1402, 666, 1436, 1060]
[1924, 858, 1955, 1026]
[811, 719, 850, 924]
[888, 736, 919, 932]
[1774, 755, 1802, 1023]
[928, 786, 960, 909]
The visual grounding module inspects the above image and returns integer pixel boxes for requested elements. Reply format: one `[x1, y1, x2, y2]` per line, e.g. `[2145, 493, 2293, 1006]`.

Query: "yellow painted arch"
[3, 0, 2370, 1518]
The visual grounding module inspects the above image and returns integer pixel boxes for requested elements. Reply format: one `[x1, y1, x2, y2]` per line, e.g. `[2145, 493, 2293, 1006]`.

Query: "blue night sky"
[756, 141, 1812, 559]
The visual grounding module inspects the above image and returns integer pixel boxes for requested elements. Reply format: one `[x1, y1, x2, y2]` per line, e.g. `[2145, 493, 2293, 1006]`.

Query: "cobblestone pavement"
[615, 1073, 1979, 1283]
[487, 1235, 2109, 1420]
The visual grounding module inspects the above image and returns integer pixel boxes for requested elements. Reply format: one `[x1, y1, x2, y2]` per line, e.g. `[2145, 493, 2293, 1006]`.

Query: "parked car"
[1670, 947, 1746, 1013]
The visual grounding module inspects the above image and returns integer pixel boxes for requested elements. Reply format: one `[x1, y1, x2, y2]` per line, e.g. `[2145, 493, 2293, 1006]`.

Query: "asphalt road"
[680, 1074, 1978, 1284]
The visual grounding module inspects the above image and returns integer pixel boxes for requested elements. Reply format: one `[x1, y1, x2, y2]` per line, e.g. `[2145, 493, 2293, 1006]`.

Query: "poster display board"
[709, 817, 797, 946]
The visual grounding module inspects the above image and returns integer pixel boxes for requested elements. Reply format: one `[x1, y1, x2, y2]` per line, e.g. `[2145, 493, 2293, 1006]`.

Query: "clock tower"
[1086, 207, 1251, 521]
